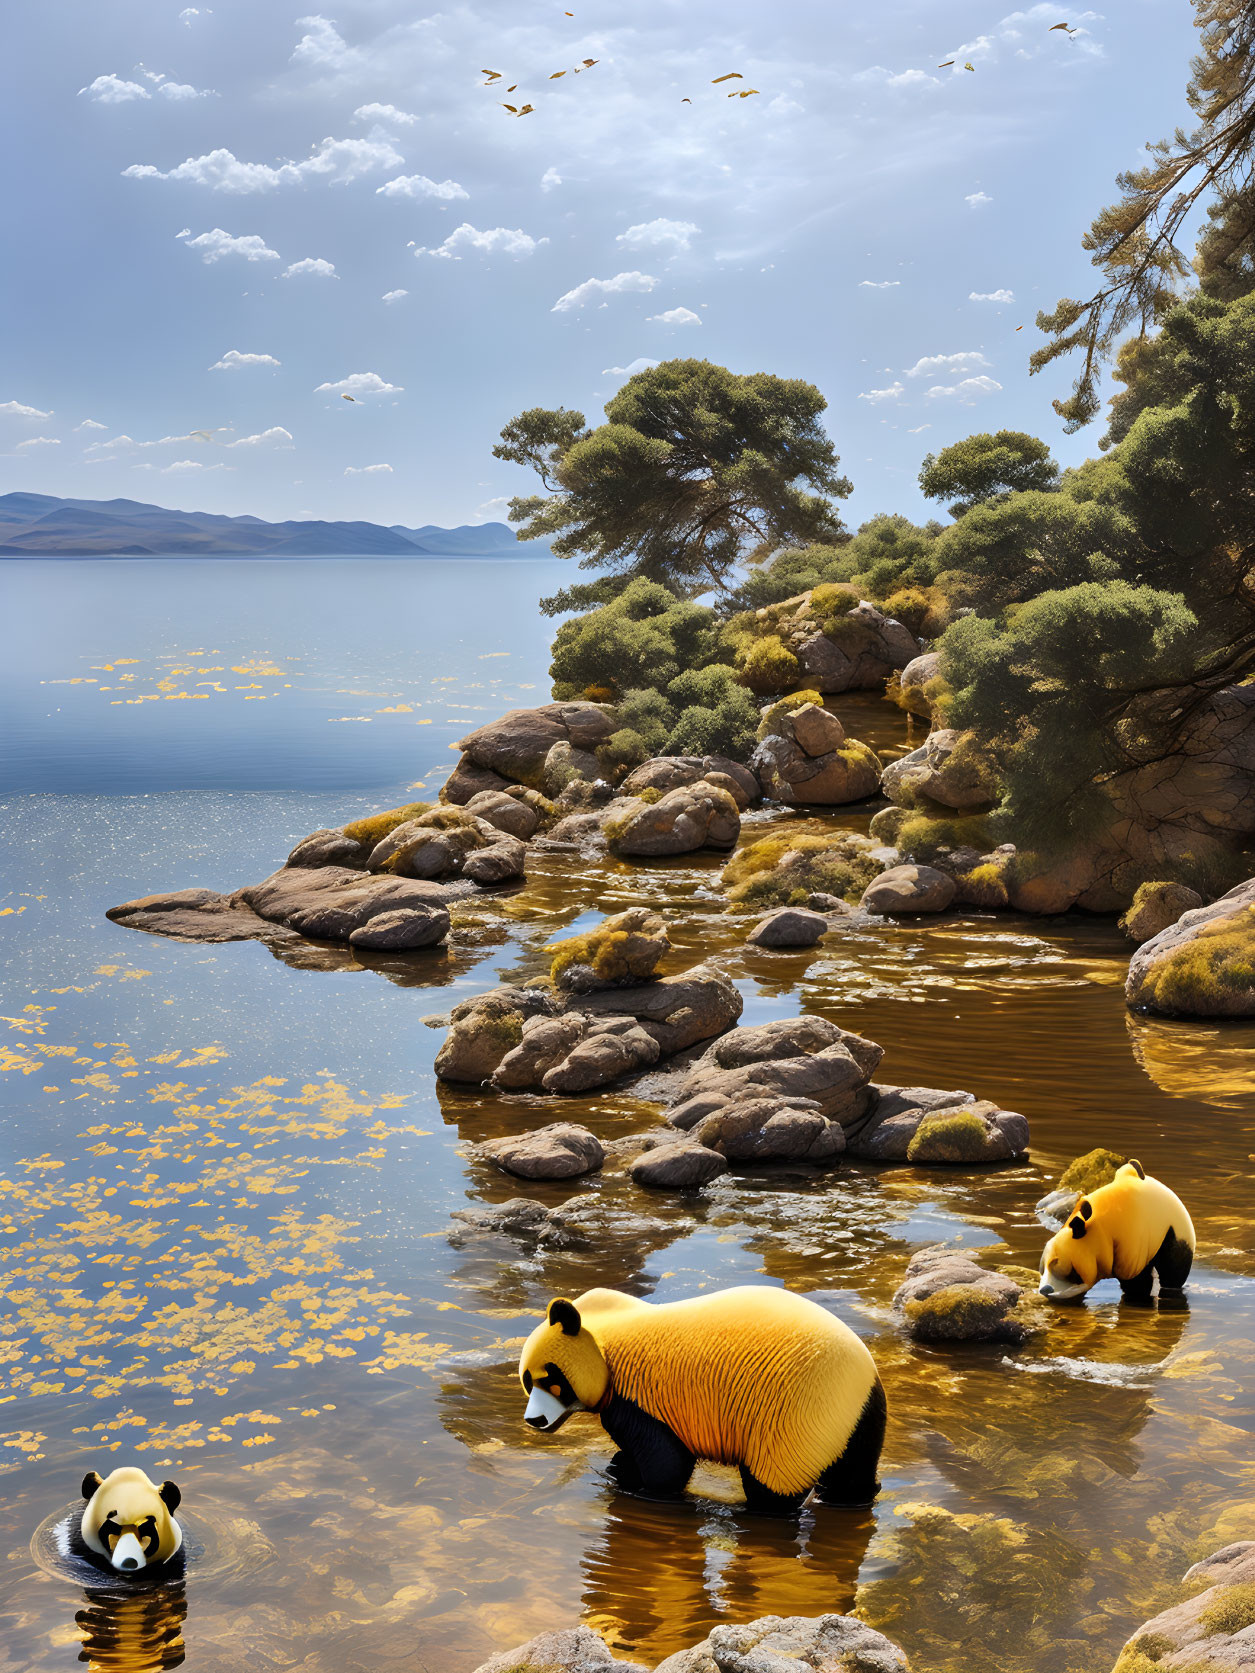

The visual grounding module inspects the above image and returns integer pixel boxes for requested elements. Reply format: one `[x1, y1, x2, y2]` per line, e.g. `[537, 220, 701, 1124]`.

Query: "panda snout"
[525, 1413, 549, 1430]
[120, 1557, 138, 1570]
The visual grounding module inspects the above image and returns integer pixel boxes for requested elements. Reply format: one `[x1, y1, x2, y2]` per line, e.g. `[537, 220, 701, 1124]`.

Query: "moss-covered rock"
[341, 801, 432, 848]
[906, 1109, 998, 1163]
[1059, 1147, 1128, 1196]
[893, 1245, 1046, 1343]
[545, 907, 669, 993]
[1127, 878, 1255, 1017]
[722, 828, 885, 911]
[1120, 881, 1205, 944]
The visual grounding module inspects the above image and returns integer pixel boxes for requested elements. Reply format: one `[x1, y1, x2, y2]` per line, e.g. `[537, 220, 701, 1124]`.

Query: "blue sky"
[1, 0, 1197, 529]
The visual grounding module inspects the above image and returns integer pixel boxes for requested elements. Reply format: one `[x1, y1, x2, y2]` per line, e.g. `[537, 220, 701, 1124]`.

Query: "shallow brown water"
[2, 636, 1253, 1672]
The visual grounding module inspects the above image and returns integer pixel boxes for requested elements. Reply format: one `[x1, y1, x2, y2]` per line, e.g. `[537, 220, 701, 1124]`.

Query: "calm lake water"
[0, 557, 1252, 1673]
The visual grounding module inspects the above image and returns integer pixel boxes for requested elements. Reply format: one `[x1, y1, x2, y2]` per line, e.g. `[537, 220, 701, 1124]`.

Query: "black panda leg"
[738, 1466, 809, 1517]
[1153, 1227, 1194, 1290]
[1118, 1264, 1155, 1302]
[600, 1394, 695, 1499]
[814, 1381, 887, 1508]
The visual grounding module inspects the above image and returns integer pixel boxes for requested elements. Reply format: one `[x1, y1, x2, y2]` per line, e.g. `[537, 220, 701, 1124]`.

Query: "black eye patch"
[522, 1370, 533, 1393]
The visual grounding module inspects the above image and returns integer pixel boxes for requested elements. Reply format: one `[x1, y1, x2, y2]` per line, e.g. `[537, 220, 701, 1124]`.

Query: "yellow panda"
[79, 1467, 183, 1573]
[517, 1285, 885, 1515]
[1038, 1160, 1196, 1301]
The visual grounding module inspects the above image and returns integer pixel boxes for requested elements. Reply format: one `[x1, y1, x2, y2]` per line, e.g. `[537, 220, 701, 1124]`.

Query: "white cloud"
[226, 427, 294, 447]
[376, 174, 468, 201]
[617, 218, 700, 254]
[647, 306, 701, 326]
[475, 495, 511, 518]
[858, 382, 905, 403]
[315, 372, 403, 397]
[159, 80, 215, 100]
[282, 257, 337, 278]
[855, 64, 938, 88]
[540, 166, 563, 192]
[552, 271, 657, 312]
[209, 350, 281, 371]
[907, 424, 932, 434]
[177, 228, 280, 263]
[970, 288, 1015, 303]
[353, 102, 417, 126]
[381, 289, 408, 304]
[135, 459, 229, 474]
[999, 5, 1102, 55]
[965, 191, 993, 208]
[291, 15, 354, 69]
[79, 74, 150, 103]
[905, 351, 991, 378]
[602, 358, 660, 377]
[926, 374, 1003, 399]
[123, 134, 402, 193]
[74, 419, 107, 431]
[344, 463, 393, 475]
[16, 436, 61, 448]
[0, 400, 54, 419]
[178, 7, 209, 23]
[859, 279, 900, 289]
[415, 223, 545, 259]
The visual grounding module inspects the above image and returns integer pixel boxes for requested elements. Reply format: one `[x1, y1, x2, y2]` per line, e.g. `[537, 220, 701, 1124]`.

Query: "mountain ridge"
[0, 492, 532, 558]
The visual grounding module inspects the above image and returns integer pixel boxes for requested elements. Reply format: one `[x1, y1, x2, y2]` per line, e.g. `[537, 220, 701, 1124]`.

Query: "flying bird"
[711, 72, 743, 83]
[550, 70, 565, 78]
[1015, 324, 1024, 331]
[1049, 21, 1077, 31]
[574, 58, 597, 70]
[681, 96, 692, 102]
[963, 61, 975, 70]
[938, 59, 955, 67]
[729, 88, 760, 97]
[341, 394, 357, 402]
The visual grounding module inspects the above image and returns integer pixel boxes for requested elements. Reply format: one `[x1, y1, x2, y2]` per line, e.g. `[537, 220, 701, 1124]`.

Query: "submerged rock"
[630, 1140, 730, 1189]
[472, 1625, 648, 1673]
[448, 1193, 685, 1253]
[893, 1246, 1044, 1344]
[653, 1612, 911, 1673]
[746, 907, 830, 948]
[1114, 1542, 1255, 1672]
[1126, 877, 1255, 1017]
[477, 1123, 605, 1181]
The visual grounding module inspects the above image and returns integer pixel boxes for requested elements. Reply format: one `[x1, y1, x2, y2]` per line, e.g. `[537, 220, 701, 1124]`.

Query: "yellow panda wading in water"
[1039, 1160, 1196, 1300]
[78, 1467, 183, 1573]
[517, 1286, 885, 1515]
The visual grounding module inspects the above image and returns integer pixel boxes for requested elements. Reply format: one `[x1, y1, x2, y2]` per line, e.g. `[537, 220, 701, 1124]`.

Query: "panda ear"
[1079, 1199, 1093, 1220]
[548, 1298, 582, 1336]
[1069, 1214, 1088, 1239]
[159, 1480, 182, 1513]
[1128, 1158, 1146, 1180]
[81, 1471, 103, 1500]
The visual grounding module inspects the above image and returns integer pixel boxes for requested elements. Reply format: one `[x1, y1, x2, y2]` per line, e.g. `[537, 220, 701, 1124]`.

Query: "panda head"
[79, 1467, 183, 1573]
[1038, 1198, 1099, 1300]
[518, 1298, 610, 1432]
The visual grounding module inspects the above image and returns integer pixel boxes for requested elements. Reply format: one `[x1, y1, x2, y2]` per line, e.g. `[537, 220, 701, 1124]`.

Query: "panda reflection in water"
[77, 1468, 184, 1576]
[1039, 1160, 1196, 1302]
[518, 1286, 886, 1517]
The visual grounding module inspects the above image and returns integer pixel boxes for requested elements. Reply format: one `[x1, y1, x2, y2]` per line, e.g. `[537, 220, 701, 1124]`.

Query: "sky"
[0, 0, 1200, 530]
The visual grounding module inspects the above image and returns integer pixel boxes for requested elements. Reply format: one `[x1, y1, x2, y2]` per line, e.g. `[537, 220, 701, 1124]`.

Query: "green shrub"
[549, 576, 726, 700]
[736, 634, 802, 694]
[596, 727, 650, 780]
[723, 829, 883, 910]
[1199, 1583, 1255, 1637]
[895, 812, 992, 863]
[615, 687, 674, 754]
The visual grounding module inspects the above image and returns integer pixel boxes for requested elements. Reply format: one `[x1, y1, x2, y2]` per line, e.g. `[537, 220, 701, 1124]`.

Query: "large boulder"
[572, 962, 743, 1055]
[621, 755, 759, 809]
[450, 702, 616, 793]
[363, 807, 526, 885]
[284, 828, 369, 870]
[233, 866, 458, 940]
[653, 1613, 910, 1673]
[347, 906, 450, 949]
[477, 1123, 605, 1181]
[795, 602, 922, 693]
[753, 701, 882, 807]
[462, 789, 545, 840]
[676, 1096, 848, 1164]
[605, 782, 741, 857]
[1114, 1542, 1255, 1672]
[860, 864, 957, 915]
[880, 729, 995, 812]
[846, 1086, 1029, 1164]
[893, 1246, 1045, 1344]
[1126, 877, 1255, 1017]
[434, 988, 556, 1083]
[630, 1140, 730, 1189]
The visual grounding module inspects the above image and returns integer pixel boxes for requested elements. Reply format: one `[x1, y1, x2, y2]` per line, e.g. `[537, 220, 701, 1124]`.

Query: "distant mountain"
[0, 492, 534, 558]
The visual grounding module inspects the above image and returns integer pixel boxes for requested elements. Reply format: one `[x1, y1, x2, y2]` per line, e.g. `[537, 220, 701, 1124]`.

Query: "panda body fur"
[1039, 1161, 1196, 1300]
[518, 1285, 885, 1513]
[78, 1467, 183, 1574]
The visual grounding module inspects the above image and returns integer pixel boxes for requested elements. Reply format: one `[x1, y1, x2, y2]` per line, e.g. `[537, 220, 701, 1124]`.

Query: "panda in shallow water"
[1038, 1160, 1196, 1301]
[517, 1285, 886, 1516]
[77, 1467, 184, 1575]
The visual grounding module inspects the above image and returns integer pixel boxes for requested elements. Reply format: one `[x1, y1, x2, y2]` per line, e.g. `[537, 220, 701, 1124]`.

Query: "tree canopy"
[918, 431, 1059, 517]
[1033, 0, 1255, 429]
[494, 359, 852, 615]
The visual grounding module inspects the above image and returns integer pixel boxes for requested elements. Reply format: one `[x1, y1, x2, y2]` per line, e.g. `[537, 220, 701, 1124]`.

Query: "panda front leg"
[738, 1466, 809, 1518]
[600, 1394, 695, 1500]
[1118, 1264, 1155, 1302]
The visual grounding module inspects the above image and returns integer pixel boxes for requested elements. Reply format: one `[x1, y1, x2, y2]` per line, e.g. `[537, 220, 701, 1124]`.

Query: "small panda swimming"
[517, 1285, 886, 1516]
[1038, 1160, 1196, 1302]
[76, 1467, 184, 1576]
